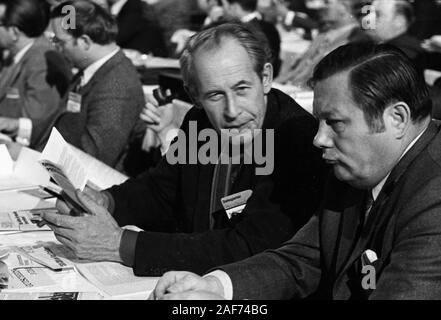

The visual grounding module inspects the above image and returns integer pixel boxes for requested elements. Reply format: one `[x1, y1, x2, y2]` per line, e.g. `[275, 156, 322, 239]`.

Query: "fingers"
[145, 93, 159, 106]
[76, 190, 107, 217]
[42, 210, 76, 229]
[56, 198, 72, 215]
[140, 105, 161, 125]
[152, 271, 193, 300]
[166, 273, 205, 294]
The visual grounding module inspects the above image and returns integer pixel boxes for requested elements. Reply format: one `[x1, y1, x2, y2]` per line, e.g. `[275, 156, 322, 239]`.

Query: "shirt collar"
[81, 48, 119, 87]
[13, 41, 34, 65]
[110, 0, 128, 16]
[371, 127, 428, 200]
[241, 11, 262, 23]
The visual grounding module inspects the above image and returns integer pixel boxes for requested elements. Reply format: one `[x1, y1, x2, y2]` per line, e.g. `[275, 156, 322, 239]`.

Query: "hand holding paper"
[42, 190, 124, 263]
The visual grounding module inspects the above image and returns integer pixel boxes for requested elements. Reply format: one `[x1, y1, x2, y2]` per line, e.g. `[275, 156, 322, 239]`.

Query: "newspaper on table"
[0, 209, 53, 233]
[76, 262, 158, 299]
[0, 291, 103, 300]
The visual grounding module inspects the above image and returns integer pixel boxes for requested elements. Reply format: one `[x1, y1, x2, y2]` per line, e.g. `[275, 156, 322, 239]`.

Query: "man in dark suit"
[151, 42, 441, 300]
[50, 1, 144, 168]
[0, 0, 70, 151]
[41, 23, 327, 276]
[106, 0, 167, 57]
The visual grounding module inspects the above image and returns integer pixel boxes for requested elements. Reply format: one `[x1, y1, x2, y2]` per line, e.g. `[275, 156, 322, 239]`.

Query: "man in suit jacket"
[151, 43, 441, 300]
[41, 23, 328, 276]
[107, 0, 167, 57]
[50, 1, 144, 167]
[0, 0, 70, 150]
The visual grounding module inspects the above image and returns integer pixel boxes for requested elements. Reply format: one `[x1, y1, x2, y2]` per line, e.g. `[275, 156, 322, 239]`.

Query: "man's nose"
[313, 122, 333, 149]
[224, 95, 240, 120]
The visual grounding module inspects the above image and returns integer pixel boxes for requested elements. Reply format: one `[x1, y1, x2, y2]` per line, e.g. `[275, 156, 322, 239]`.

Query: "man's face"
[313, 71, 398, 189]
[192, 37, 272, 145]
[50, 17, 83, 67]
[368, 0, 398, 41]
[318, 0, 347, 25]
[0, 4, 15, 50]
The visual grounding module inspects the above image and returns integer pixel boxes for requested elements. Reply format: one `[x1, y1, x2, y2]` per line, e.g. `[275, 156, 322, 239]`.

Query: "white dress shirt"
[80, 48, 120, 87]
[208, 126, 429, 300]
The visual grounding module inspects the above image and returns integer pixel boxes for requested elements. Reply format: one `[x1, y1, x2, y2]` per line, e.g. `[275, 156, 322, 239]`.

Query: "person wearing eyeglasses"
[50, 0, 145, 168]
[0, 0, 70, 150]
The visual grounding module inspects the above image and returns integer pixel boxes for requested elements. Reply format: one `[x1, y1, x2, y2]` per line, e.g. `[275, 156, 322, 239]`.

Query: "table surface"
[0, 187, 157, 300]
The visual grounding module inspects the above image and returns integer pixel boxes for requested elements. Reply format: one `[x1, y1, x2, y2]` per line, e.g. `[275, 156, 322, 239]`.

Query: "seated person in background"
[105, 0, 167, 57]
[0, 0, 70, 151]
[41, 23, 328, 277]
[151, 43, 441, 300]
[366, 0, 424, 72]
[275, 0, 371, 87]
[50, 1, 144, 168]
[222, 0, 282, 77]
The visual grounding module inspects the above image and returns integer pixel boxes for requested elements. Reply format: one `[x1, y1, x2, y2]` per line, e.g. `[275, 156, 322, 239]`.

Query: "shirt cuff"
[284, 11, 296, 26]
[204, 270, 233, 300]
[159, 128, 180, 156]
[119, 229, 139, 267]
[16, 118, 32, 146]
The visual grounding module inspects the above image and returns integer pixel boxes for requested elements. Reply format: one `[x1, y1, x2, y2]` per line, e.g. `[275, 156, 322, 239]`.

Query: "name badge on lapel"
[6, 87, 20, 99]
[66, 92, 82, 113]
[361, 249, 378, 267]
[221, 190, 253, 220]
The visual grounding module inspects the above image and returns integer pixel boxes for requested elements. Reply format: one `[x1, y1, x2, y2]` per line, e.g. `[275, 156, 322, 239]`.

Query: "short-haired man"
[152, 42, 441, 300]
[41, 23, 327, 277]
[0, 0, 70, 150]
[50, 0, 144, 167]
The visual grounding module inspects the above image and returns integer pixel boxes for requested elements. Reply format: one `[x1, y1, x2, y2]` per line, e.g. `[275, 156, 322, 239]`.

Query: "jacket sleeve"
[370, 176, 441, 299]
[221, 214, 322, 300]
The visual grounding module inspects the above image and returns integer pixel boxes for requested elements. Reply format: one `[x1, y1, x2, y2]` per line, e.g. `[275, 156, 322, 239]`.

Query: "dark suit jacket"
[0, 37, 70, 150]
[107, 88, 328, 276]
[222, 121, 441, 300]
[55, 50, 144, 167]
[115, 0, 167, 57]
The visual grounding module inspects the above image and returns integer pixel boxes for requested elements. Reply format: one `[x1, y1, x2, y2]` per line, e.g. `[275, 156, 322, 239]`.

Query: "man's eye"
[326, 120, 345, 132]
[236, 87, 249, 94]
[208, 93, 223, 101]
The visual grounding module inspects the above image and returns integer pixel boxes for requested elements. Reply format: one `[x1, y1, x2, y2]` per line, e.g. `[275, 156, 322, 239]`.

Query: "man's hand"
[140, 93, 176, 135]
[0, 117, 19, 135]
[42, 190, 123, 262]
[55, 185, 110, 216]
[149, 271, 225, 300]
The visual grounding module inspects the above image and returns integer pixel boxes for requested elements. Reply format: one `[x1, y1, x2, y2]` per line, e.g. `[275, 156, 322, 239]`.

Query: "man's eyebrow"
[232, 80, 252, 88]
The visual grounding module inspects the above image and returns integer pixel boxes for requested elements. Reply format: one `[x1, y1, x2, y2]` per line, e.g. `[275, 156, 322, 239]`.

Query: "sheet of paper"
[40, 128, 88, 190]
[13, 245, 75, 271]
[0, 144, 13, 175]
[76, 262, 158, 298]
[70, 145, 128, 190]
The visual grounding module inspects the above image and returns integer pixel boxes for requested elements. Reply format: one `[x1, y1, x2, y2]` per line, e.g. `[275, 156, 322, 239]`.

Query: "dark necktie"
[362, 190, 374, 227]
[70, 70, 84, 93]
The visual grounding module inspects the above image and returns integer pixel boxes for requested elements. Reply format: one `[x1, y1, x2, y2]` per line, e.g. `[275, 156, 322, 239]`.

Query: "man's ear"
[9, 27, 20, 42]
[261, 62, 273, 95]
[385, 102, 411, 138]
[77, 35, 92, 50]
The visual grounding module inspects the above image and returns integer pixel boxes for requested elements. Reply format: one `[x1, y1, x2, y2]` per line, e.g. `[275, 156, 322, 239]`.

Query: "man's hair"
[226, 0, 257, 12]
[0, 0, 50, 38]
[180, 22, 272, 98]
[51, 0, 117, 45]
[310, 42, 431, 132]
[393, 0, 415, 27]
